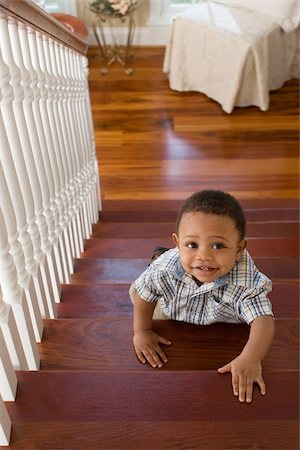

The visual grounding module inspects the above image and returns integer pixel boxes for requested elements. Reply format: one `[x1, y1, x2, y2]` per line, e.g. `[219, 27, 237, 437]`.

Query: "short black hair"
[176, 190, 246, 240]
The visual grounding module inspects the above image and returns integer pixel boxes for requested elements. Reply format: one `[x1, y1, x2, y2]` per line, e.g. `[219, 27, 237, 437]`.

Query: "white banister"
[0, 127, 44, 342]
[0, 60, 52, 322]
[24, 26, 72, 284]
[54, 39, 84, 258]
[9, 19, 62, 301]
[0, 1, 101, 444]
[0, 15, 57, 319]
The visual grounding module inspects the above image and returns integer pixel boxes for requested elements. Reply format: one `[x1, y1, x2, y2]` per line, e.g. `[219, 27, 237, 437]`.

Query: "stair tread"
[71, 256, 299, 283]
[83, 237, 299, 258]
[92, 221, 299, 238]
[7, 419, 299, 450]
[99, 206, 299, 223]
[101, 199, 300, 212]
[57, 281, 299, 319]
[37, 318, 299, 372]
[7, 371, 299, 423]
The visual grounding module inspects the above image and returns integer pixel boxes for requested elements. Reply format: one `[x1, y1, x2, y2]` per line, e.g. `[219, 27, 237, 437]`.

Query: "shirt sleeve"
[134, 265, 162, 303]
[237, 286, 274, 324]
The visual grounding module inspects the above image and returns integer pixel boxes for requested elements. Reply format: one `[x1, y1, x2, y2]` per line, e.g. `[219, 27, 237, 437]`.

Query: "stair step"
[57, 284, 132, 318]
[92, 221, 299, 238]
[83, 237, 299, 258]
[71, 257, 299, 283]
[8, 371, 299, 421]
[99, 207, 299, 223]
[37, 318, 298, 372]
[57, 281, 299, 319]
[7, 372, 298, 427]
[6, 419, 299, 450]
[101, 198, 300, 213]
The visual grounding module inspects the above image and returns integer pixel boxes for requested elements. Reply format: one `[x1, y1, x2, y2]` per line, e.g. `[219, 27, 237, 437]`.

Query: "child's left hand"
[217, 355, 266, 403]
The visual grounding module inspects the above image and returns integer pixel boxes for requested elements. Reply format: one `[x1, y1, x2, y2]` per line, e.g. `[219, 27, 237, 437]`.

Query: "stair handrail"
[0, 0, 88, 54]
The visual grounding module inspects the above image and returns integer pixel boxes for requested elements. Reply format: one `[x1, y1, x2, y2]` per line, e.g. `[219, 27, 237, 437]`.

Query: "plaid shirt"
[134, 248, 273, 325]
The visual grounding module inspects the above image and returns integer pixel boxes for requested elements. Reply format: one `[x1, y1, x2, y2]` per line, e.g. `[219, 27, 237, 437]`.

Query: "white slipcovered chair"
[163, 0, 300, 113]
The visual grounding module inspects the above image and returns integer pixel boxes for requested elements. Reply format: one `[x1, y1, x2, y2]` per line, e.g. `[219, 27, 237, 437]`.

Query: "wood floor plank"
[72, 257, 299, 283]
[174, 115, 299, 133]
[98, 142, 298, 159]
[37, 318, 298, 372]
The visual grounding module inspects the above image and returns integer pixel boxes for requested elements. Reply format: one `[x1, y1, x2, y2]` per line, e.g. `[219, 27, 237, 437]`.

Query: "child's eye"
[211, 243, 225, 250]
[186, 242, 198, 249]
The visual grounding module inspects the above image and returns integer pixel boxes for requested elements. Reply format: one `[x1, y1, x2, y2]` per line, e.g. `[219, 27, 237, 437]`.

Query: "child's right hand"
[133, 330, 172, 368]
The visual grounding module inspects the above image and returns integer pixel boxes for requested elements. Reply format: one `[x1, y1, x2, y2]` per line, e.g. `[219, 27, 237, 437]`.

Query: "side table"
[91, 8, 138, 75]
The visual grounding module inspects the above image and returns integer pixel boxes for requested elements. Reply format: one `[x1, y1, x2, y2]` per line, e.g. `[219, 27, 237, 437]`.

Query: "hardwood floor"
[5, 47, 299, 449]
[88, 46, 299, 203]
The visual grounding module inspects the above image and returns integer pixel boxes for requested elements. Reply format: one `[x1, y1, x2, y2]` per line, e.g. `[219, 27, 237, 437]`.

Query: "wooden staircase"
[4, 200, 299, 449]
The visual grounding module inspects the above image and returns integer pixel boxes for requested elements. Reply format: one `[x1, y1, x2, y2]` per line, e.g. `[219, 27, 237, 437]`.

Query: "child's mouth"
[192, 266, 218, 277]
[197, 266, 216, 272]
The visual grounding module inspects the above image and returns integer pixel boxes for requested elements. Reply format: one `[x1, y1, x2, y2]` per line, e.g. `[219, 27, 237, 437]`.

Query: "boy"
[130, 190, 275, 403]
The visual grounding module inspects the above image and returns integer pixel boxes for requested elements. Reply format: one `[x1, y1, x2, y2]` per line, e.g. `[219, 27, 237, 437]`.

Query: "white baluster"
[68, 49, 92, 239]
[64, 46, 89, 245]
[37, 32, 75, 276]
[8, 18, 61, 304]
[81, 54, 101, 221]
[51, 39, 82, 259]
[56, 42, 84, 256]
[0, 15, 57, 319]
[0, 325, 17, 401]
[22, 26, 71, 284]
[0, 92, 46, 335]
[0, 205, 40, 370]
[0, 393, 11, 446]
[48, 36, 76, 263]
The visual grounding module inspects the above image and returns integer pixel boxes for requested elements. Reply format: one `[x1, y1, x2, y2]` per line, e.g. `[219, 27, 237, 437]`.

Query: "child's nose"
[196, 246, 212, 261]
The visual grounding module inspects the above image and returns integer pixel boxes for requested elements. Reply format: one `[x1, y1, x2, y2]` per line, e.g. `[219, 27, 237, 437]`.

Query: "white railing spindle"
[0, 324, 18, 401]
[0, 268, 28, 372]
[0, 393, 11, 446]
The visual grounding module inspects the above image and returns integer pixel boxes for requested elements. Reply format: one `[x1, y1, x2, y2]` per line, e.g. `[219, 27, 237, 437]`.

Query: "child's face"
[172, 211, 247, 284]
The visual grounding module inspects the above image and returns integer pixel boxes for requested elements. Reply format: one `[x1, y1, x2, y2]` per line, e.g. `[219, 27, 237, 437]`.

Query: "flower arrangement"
[88, 0, 139, 16]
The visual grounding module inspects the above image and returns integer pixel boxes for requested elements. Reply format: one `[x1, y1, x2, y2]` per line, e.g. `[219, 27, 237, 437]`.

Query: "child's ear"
[236, 239, 247, 260]
[172, 232, 179, 247]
